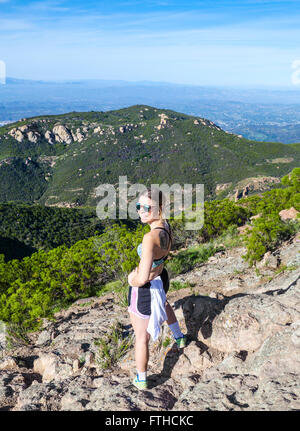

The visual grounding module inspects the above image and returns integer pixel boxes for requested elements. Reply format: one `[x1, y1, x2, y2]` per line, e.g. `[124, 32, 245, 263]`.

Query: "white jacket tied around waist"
[146, 276, 167, 341]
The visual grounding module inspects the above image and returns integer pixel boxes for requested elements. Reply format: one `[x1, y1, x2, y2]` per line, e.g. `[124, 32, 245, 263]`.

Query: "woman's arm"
[128, 233, 154, 287]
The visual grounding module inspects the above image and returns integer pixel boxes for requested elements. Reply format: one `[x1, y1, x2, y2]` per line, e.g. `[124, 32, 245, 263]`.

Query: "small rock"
[84, 352, 95, 367]
[279, 207, 299, 221]
[256, 251, 278, 269]
[73, 359, 80, 373]
[36, 330, 52, 346]
[34, 353, 73, 383]
[0, 357, 18, 370]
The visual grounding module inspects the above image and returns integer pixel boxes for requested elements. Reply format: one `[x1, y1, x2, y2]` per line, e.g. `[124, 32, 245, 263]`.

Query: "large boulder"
[52, 125, 73, 144]
[172, 320, 300, 411]
[197, 291, 299, 353]
[279, 207, 299, 221]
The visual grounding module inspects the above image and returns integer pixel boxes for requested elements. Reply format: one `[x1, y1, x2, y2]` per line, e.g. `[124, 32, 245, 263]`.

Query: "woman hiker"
[127, 188, 186, 390]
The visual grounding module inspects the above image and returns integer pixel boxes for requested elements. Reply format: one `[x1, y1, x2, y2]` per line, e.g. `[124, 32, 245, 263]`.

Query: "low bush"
[94, 321, 134, 370]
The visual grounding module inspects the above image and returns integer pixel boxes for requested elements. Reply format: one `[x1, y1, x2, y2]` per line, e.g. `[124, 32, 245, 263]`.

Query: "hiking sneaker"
[175, 335, 187, 349]
[132, 375, 148, 390]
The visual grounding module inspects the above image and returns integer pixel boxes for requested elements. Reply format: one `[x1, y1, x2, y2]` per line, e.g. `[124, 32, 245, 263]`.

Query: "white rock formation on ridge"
[8, 128, 25, 142]
[52, 125, 73, 145]
[44, 130, 55, 144]
[155, 113, 169, 130]
[27, 131, 40, 144]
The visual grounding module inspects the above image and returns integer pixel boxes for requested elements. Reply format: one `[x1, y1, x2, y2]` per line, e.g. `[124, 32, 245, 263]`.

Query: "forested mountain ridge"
[0, 105, 299, 206]
[0, 202, 137, 262]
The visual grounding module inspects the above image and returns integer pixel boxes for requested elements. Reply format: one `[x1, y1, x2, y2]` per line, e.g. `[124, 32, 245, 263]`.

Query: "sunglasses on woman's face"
[136, 202, 153, 213]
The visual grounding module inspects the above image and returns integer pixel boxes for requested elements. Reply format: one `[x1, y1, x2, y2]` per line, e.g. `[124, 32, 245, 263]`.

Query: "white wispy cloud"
[0, 18, 33, 31]
[21, 0, 70, 12]
[1, 0, 299, 86]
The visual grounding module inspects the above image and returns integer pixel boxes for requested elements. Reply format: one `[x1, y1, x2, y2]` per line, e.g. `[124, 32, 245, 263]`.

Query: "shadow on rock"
[147, 342, 187, 389]
[177, 294, 229, 341]
[132, 292, 250, 390]
[148, 295, 231, 388]
[176, 292, 249, 341]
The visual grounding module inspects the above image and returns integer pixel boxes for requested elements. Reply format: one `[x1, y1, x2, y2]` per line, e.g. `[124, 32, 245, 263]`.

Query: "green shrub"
[169, 280, 192, 292]
[0, 223, 145, 330]
[170, 199, 249, 248]
[241, 216, 300, 267]
[211, 224, 243, 249]
[94, 321, 134, 370]
[237, 168, 300, 266]
[199, 199, 249, 243]
[4, 322, 32, 350]
[162, 336, 172, 348]
[167, 243, 217, 276]
[92, 222, 147, 280]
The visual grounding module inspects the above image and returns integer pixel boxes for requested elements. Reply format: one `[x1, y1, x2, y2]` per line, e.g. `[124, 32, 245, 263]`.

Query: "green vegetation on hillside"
[0, 202, 138, 261]
[1, 105, 300, 206]
[239, 167, 300, 266]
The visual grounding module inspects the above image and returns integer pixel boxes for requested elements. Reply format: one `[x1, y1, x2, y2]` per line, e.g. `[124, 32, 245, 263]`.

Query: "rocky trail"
[0, 233, 299, 411]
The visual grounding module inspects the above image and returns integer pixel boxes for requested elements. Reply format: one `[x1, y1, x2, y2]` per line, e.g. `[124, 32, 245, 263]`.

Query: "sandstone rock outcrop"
[233, 177, 281, 201]
[52, 125, 73, 145]
[71, 128, 85, 143]
[44, 130, 55, 144]
[155, 113, 169, 130]
[279, 207, 299, 221]
[118, 125, 133, 133]
[8, 123, 43, 144]
[27, 131, 40, 144]
[93, 127, 103, 135]
[215, 182, 232, 194]
[8, 128, 25, 142]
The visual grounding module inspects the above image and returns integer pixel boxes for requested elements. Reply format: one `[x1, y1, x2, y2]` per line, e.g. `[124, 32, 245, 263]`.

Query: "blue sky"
[0, 0, 300, 87]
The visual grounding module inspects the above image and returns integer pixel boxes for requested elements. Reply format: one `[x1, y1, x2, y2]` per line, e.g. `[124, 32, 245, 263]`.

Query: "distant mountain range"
[0, 105, 299, 208]
[1, 78, 300, 144]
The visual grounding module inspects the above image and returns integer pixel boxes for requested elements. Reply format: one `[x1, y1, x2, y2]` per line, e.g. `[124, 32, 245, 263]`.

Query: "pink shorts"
[128, 269, 169, 319]
[128, 284, 151, 319]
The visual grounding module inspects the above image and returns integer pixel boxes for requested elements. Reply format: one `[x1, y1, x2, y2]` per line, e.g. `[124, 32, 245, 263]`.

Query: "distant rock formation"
[8, 128, 26, 142]
[233, 176, 281, 201]
[118, 124, 136, 133]
[93, 127, 103, 135]
[7, 123, 74, 146]
[27, 131, 40, 144]
[193, 118, 222, 130]
[52, 125, 73, 145]
[215, 182, 232, 194]
[155, 113, 169, 130]
[7, 123, 42, 144]
[44, 130, 55, 144]
[71, 128, 85, 143]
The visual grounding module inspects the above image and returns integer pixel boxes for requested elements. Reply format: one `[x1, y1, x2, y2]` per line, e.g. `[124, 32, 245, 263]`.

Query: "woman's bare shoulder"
[142, 231, 155, 243]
